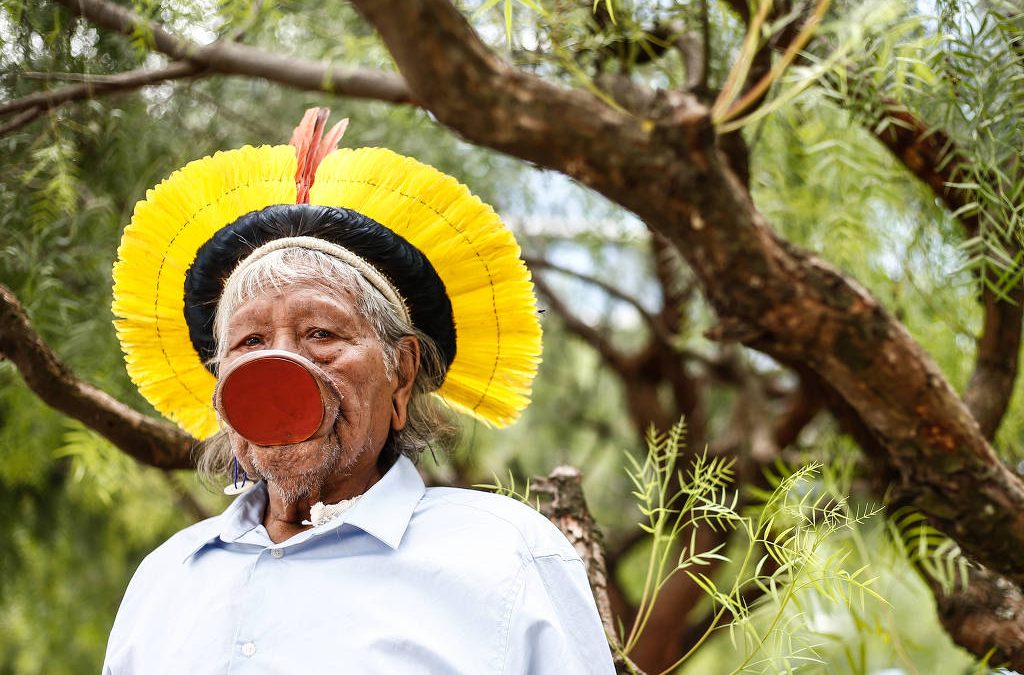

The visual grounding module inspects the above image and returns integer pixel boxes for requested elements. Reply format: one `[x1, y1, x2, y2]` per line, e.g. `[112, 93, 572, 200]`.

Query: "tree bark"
[866, 102, 1024, 441]
[934, 566, 1024, 666]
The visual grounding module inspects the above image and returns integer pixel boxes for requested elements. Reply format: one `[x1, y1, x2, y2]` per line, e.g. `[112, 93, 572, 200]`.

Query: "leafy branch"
[620, 419, 884, 674]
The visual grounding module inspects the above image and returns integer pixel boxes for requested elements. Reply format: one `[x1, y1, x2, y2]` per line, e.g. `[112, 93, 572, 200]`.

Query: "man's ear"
[391, 336, 420, 431]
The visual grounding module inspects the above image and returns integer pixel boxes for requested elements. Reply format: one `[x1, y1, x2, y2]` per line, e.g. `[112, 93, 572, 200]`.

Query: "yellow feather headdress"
[112, 110, 541, 440]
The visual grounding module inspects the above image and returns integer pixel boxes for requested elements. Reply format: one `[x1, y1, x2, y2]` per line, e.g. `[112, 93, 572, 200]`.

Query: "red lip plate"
[220, 355, 325, 446]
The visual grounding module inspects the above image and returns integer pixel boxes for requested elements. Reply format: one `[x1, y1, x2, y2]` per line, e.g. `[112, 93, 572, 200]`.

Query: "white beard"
[244, 434, 356, 504]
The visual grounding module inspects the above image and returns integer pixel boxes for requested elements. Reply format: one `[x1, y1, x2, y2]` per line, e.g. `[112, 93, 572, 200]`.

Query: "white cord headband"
[226, 236, 412, 324]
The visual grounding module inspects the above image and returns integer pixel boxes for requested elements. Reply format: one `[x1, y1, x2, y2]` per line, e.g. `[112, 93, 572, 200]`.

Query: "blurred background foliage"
[1, 0, 1022, 672]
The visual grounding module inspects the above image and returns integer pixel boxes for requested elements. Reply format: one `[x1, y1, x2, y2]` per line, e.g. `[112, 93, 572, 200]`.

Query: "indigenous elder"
[103, 109, 615, 674]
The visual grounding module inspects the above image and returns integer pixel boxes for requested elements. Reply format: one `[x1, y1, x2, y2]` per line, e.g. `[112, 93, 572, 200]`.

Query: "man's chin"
[263, 473, 322, 504]
[241, 436, 344, 503]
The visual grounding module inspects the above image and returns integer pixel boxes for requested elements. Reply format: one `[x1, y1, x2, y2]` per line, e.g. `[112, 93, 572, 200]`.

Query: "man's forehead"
[230, 284, 361, 323]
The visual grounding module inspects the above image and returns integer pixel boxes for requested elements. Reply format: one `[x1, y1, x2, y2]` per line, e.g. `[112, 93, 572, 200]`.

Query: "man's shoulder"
[417, 486, 579, 561]
[136, 514, 224, 571]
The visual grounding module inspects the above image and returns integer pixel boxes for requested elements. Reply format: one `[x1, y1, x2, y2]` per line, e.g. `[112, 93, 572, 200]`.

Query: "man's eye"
[309, 329, 333, 340]
[242, 335, 262, 347]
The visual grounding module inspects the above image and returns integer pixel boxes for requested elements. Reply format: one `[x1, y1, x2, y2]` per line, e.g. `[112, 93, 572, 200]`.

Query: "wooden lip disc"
[219, 355, 325, 446]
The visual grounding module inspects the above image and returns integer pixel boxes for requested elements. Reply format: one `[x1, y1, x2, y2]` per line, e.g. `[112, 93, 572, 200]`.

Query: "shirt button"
[270, 548, 284, 559]
[241, 641, 257, 657]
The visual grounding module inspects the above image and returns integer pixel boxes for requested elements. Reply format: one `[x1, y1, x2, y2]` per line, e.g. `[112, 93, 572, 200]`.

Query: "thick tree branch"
[350, 0, 1024, 605]
[0, 284, 195, 469]
[55, 0, 412, 104]
[965, 286, 1024, 439]
[933, 565, 1024, 666]
[350, 0, 665, 189]
[869, 104, 975, 227]
[813, 369, 1024, 662]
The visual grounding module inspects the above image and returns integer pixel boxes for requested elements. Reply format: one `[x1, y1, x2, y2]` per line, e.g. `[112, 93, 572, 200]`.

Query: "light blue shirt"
[103, 455, 615, 674]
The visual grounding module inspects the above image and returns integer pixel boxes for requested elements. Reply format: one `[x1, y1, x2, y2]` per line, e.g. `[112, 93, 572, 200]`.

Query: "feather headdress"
[112, 109, 541, 440]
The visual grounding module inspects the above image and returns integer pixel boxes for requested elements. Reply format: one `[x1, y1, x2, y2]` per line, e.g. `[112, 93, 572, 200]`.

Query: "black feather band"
[183, 204, 456, 375]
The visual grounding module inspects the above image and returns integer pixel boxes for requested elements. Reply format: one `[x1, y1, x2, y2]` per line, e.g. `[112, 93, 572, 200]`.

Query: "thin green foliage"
[886, 506, 970, 594]
[20, 119, 79, 233]
[820, 1, 1024, 297]
[54, 422, 136, 508]
[473, 0, 547, 48]
[619, 420, 883, 674]
[474, 469, 540, 510]
[718, 0, 915, 132]
[127, 0, 161, 57]
[215, 0, 279, 40]
[622, 420, 736, 655]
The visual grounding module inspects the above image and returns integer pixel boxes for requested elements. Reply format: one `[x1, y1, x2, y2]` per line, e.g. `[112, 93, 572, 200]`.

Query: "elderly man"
[102, 110, 615, 674]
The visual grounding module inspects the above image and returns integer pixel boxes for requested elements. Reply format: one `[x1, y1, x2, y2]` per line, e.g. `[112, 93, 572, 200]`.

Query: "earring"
[223, 456, 252, 495]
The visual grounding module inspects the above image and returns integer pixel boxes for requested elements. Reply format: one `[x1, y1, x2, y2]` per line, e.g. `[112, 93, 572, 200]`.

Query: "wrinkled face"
[220, 284, 406, 501]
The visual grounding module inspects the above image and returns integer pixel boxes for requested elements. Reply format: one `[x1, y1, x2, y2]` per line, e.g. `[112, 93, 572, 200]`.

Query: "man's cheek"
[230, 434, 255, 472]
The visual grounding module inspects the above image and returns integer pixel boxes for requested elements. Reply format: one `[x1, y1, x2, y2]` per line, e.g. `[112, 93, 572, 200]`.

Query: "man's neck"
[262, 465, 383, 543]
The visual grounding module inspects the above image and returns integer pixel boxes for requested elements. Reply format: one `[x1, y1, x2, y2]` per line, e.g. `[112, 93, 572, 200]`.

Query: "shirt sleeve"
[503, 554, 616, 674]
[101, 551, 154, 675]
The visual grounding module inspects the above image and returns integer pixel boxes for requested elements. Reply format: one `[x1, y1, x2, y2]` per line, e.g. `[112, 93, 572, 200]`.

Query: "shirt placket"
[225, 545, 280, 673]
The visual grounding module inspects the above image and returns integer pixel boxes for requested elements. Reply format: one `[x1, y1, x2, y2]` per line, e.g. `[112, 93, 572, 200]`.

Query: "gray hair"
[196, 246, 454, 480]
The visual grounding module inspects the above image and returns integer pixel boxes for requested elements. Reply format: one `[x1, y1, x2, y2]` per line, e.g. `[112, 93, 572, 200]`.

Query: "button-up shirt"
[103, 456, 615, 674]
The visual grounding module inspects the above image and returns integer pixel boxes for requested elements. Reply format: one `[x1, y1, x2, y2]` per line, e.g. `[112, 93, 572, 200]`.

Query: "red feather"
[289, 108, 348, 203]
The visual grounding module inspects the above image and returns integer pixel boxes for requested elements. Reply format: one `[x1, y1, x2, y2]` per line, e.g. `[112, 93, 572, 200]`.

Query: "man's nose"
[268, 332, 300, 354]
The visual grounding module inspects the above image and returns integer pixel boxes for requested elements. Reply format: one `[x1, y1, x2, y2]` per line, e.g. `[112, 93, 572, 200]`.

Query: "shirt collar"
[344, 454, 424, 549]
[220, 481, 270, 542]
[182, 455, 425, 561]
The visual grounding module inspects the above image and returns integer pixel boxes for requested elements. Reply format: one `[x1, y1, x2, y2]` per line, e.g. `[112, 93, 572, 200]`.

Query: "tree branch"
[964, 286, 1024, 440]
[54, 0, 413, 104]
[812, 369, 1024, 665]
[0, 62, 202, 132]
[718, 0, 807, 114]
[0, 107, 43, 136]
[933, 565, 1024, 666]
[866, 103, 1024, 440]
[525, 254, 671, 344]
[773, 382, 821, 449]
[736, 15, 1024, 440]
[531, 272, 631, 373]
[0, 284, 195, 469]
[869, 103, 975, 227]
[349, 0, 666, 191]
